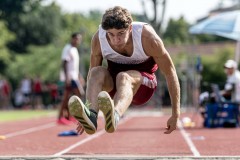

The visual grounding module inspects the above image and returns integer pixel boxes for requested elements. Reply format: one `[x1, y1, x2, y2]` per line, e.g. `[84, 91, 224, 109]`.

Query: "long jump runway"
[0, 108, 240, 159]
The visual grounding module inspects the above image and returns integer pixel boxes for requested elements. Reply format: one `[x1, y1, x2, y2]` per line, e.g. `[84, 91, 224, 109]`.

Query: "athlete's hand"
[76, 122, 84, 135]
[164, 116, 178, 134]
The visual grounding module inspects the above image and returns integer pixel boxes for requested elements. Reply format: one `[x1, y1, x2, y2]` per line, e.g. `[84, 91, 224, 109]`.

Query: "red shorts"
[109, 72, 156, 105]
[107, 58, 158, 105]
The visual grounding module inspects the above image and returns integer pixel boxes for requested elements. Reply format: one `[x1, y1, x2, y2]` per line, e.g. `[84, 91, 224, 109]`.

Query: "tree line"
[0, 0, 234, 92]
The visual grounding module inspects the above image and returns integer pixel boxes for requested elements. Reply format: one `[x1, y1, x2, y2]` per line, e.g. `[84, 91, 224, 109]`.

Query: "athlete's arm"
[142, 24, 180, 134]
[90, 31, 103, 68]
[87, 31, 103, 81]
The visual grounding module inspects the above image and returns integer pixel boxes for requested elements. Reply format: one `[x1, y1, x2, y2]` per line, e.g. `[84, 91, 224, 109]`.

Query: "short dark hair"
[101, 6, 133, 30]
[71, 32, 81, 38]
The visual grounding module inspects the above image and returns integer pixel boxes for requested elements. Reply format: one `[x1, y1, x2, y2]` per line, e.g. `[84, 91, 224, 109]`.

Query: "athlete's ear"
[129, 25, 132, 31]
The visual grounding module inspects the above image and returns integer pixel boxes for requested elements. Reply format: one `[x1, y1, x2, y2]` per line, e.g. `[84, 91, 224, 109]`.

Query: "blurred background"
[0, 0, 239, 112]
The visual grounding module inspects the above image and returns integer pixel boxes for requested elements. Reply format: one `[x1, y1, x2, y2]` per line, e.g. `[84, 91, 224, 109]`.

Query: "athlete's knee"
[116, 72, 131, 84]
[89, 66, 107, 79]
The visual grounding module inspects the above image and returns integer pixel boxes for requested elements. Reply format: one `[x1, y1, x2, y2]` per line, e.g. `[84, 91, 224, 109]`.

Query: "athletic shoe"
[68, 96, 97, 135]
[98, 91, 120, 133]
[57, 117, 72, 125]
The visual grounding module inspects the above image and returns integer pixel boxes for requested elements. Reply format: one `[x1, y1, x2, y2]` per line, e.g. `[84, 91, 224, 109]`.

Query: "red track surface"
[0, 108, 240, 159]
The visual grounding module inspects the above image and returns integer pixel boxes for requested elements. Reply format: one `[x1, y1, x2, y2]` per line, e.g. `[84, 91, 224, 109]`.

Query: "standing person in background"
[32, 75, 43, 109]
[48, 82, 58, 109]
[68, 6, 180, 135]
[14, 84, 24, 109]
[20, 75, 32, 109]
[57, 32, 85, 125]
[223, 59, 240, 102]
[0, 77, 12, 110]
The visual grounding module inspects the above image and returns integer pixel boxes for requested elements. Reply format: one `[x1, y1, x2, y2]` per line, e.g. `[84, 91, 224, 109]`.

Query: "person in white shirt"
[20, 75, 32, 107]
[223, 59, 240, 102]
[57, 32, 85, 125]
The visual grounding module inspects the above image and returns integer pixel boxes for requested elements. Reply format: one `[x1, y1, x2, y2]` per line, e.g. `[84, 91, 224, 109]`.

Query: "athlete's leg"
[58, 79, 82, 120]
[72, 80, 84, 98]
[58, 87, 72, 124]
[60, 80, 82, 120]
[113, 70, 143, 116]
[68, 66, 114, 134]
[97, 70, 143, 133]
[86, 66, 114, 112]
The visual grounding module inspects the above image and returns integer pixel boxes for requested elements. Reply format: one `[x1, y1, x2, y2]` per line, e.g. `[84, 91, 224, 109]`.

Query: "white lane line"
[4, 123, 56, 138]
[53, 129, 106, 157]
[53, 116, 132, 157]
[178, 121, 201, 157]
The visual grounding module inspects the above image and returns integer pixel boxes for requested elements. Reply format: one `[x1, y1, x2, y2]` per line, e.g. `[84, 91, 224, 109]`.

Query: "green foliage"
[59, 11, 101, 51]
[0, 0, 236, 98]
[4, 7, 102, 88]
[6, 44, 62, 87]
[0, 0, 41, 19]
[9, 5, 61, 53]
[163, 16, 191, 45]
[0, 0, 62, 53]
[0, 21, 15, 46]
[172, 52, 189, 75]
[0, 21, 15, 74]
[19, 3, 62, 45]
[193, 34, 231, 43]
[201, 47, 234, 89]
[170, 45, 235, 92]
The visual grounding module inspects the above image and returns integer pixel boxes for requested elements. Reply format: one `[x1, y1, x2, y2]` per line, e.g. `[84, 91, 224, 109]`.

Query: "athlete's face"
[106, 26, 131, 49]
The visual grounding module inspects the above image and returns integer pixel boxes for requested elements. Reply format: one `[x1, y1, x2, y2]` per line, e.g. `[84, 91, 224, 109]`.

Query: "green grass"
[0, 109, 57, 122]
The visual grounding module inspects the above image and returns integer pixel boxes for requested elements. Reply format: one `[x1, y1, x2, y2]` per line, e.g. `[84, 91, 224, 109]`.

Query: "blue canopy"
[189, 10, 240, 41]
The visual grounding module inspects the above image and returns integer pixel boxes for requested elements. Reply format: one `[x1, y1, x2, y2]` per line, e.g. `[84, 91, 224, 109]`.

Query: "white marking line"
[53, 116, 132, 157]
[178, 121, 201, 157]
[126, 110, 163, 117]
[4, 123, 56, 138]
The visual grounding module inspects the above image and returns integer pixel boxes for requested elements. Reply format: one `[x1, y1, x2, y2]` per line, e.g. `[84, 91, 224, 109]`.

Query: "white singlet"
[98, 22, 149, 64]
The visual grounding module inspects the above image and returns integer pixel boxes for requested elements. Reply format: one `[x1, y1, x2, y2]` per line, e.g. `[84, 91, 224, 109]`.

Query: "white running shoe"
[98, 91, 119, 133]
[68, 96, 97, 135]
